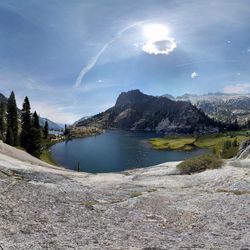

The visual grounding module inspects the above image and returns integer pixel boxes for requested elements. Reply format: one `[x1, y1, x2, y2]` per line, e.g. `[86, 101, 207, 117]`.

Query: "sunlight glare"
[143, 24, 169, 41]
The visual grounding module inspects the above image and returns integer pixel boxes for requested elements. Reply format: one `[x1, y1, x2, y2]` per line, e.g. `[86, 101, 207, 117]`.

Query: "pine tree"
[234, 119, 239, 131]
[64, 124, 69, 136]
[20, 96, 31, 150]
[0, 102, 6, 140]
[29, 111, 42, 157]
[6, 91, 18, 146]
[247, 119, 250, 129]
[43, 120, 49, 139]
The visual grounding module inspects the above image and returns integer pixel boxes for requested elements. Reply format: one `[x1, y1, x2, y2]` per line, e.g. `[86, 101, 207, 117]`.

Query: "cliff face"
[176, 93, 250, 125]
[77, 90, 218, 134]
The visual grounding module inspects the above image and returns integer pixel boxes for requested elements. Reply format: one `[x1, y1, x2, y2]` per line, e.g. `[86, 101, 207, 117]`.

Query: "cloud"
[31, 100, 80, 124]
[74, 21, 147, 89]
[223, 83, 250, 94]
[142, 37, 176, 55]
[191, 72, 198, 79]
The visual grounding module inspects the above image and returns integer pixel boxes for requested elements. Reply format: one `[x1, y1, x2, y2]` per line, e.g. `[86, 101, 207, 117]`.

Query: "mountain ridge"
[172, 93, 250, 124]
[77, 89, 219, 134]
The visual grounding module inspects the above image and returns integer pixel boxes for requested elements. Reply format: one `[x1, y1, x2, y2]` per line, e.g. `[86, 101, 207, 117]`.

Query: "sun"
[143, 24, 169, 41]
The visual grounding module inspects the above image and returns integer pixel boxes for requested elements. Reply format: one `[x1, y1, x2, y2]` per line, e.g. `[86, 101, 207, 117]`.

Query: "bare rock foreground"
[0, 141, 249, 249]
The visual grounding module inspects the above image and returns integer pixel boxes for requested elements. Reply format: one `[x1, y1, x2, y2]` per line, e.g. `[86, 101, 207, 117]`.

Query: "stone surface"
[0, 142, 249, 249]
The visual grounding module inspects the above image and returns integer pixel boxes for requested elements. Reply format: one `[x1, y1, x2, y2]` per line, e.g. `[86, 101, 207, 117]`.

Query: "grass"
[80, 201, 98, 207]
[149, 137, 196, 151]
[149, 132, 249, 159]
[130, 191, 142, 198]
[147, 188, 157, 193]
[216, 189, 250, 195]
[39, 150, 56, 165]
[177, 154, 223, 175]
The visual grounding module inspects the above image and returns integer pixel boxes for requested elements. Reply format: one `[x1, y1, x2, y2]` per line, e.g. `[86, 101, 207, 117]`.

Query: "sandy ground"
[0, 141, 249, 249]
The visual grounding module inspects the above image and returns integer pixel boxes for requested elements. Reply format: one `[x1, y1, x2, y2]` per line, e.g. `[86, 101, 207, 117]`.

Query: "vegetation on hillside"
[150, 132, 249, 159]
[0, 91, 54, 159]
[6, 91, 18, 146]
[177, 154, 223, 174]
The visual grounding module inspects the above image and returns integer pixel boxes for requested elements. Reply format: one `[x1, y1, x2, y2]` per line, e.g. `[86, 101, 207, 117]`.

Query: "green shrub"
[177, 154, 223, 175]
[130, 191, 142, 198]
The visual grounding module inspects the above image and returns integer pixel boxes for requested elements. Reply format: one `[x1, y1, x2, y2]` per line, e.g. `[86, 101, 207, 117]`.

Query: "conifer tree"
[20, 96, 31, 150]
[0, 102, 6, 140]
[43, 120, 49, 139]
[29, 111, 42, 157]
[6, 91, 18, 146]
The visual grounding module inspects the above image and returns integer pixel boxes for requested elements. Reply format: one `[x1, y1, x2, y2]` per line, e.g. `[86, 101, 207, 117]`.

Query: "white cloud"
[31, 100, 80, 124]
[142, 37, 177, 55]
[248, 48, 250, 52]
[223, 83, 250, 94]
[98, 79, 103, 83]
[191, 72, 198, 79]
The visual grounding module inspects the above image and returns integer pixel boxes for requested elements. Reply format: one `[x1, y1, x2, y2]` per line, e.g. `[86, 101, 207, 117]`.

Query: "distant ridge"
[173, 92, 250, 124]
[76, 89, 219, 134]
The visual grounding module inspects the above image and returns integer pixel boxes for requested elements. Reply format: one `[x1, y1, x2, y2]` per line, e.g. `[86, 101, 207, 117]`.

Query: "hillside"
[0, 140, 249, 249]
[39, 117, 63, 131]
[176, 93, 250, 125]
[77, 90, 219, 134]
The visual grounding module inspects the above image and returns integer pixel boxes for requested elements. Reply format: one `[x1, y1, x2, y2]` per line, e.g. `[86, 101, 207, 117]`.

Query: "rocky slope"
[77, 90, 218, 134]
[176, 93, 250, 125]
[0, 141, 249, 249]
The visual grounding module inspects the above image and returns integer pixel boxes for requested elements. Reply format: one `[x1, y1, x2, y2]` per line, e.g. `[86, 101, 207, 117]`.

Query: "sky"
[0, 0, 250, 123]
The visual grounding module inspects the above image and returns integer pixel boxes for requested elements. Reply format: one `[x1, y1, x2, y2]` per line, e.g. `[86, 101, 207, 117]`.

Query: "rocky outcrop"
[77, 90, 219, 134]
[0, 141, 249, 249]
[176, 93, 250, 125]
[236, 139, 250, 159]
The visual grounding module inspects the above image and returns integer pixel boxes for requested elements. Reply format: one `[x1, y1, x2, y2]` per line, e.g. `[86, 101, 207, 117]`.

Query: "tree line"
[0, 91, 49, 157]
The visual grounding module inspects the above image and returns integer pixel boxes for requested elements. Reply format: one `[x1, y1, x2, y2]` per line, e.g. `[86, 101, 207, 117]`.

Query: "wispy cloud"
[31, 100, 80, 124]
[223, 83, 250, 94]
[74, 20, 147, 89]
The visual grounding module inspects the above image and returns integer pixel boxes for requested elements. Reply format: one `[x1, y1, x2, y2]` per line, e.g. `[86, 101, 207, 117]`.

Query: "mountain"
[72, 116, 91, 127]
[39, 117, 63, 131]
[161, 94, 175, 100]
[76, 90, 219, 134]
[176, 93, 250, 124]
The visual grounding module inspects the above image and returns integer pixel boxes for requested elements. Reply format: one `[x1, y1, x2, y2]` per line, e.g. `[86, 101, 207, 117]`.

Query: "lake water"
[50, 130, 209, 173]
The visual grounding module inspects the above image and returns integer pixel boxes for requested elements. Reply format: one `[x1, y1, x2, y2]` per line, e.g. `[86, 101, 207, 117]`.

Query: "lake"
[50, 130, 209, 173]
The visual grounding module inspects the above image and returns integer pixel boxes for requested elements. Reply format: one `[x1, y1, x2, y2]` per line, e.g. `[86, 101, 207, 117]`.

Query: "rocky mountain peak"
[115, 89, 152, 107]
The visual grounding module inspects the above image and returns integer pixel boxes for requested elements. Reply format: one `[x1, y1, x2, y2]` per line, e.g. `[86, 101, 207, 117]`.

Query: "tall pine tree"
[43, 120, 49, 139]
[6, 91, 18, 146]
[29, 111, 42, 157]
[0, 102, 6, 140]
[20, 96, 31, 150]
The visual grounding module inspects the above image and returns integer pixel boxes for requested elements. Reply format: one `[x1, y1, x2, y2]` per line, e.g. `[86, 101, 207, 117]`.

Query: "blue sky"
[0, 0, 250, 123]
